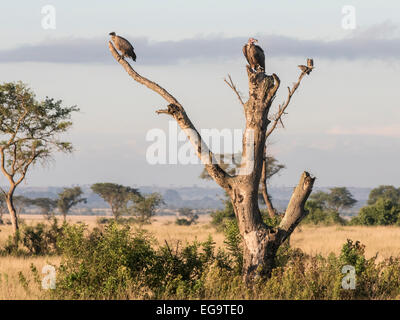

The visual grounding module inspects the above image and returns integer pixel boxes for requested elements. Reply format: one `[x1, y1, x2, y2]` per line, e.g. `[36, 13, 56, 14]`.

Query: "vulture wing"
[243, 45, 250, 66]
[254, 45, 265, 71]
[248, 45, 265, 71]
[115, 35, 136, 61]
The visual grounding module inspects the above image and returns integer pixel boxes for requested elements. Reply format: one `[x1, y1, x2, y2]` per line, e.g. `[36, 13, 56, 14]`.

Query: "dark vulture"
[243, 38, 265, 72]
[109, 32, 136, 61]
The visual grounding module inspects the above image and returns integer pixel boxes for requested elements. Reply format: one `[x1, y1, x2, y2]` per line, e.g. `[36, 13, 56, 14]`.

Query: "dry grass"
[290, 225, 400, 261]
[144, 216, 400, 261]
[0, 214, 400, 299]
[0, 255, 60, 299]
[145, 215, 225, 248]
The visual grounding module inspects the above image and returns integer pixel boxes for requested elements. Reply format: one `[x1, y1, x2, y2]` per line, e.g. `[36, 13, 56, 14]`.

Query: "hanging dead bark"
[109, 40, 315, 284]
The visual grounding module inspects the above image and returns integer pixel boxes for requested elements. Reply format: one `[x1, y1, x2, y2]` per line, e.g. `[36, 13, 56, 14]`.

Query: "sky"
[0, 0, 399, 189]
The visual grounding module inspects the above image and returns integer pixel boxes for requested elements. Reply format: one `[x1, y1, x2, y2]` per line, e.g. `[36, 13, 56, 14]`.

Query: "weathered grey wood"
[109, 40, 315, 284]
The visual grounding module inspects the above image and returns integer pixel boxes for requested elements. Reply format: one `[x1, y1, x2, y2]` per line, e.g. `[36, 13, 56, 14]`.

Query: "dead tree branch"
[224, 75, 245, 107]
[277, 171, 316, 243]
[265, 69, 309, 139]
[109, 41, 231, 189]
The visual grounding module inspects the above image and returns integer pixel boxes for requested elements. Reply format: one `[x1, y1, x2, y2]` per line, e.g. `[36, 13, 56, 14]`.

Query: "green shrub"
[21, 220, 63, 255]
[1, 218, 63, 256]
[175, 218, 192, 226]
[302, 200, 346, 225]
[223, 219, 242, 274]
[96, 217, 111, 224]
[175, 208, 199, 226]
[15, 219, 400, 300]
[210, 197, 235, 230]
[54, 222, 156, 299]
[355, 198, 400, 226]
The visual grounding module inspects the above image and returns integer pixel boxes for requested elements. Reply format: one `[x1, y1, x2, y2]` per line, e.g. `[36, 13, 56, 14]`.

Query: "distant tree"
[30, 197, 57, 220]
[91, 183, 140, 220]
[210, 193, 235, 229]
[57, 187, 86, 222]
[0, 82, 78, 234]
[175, 207, 199, 226]
[367, 185, 400, 206]
[129, 193, 163, 224]
[303, 200, 345, 225]
[309, 191, 329, 206]
[326, 187, 357, 212]
[12, 195, 33, 215]
[303, 200, 325, 224]
[310, 187, 357, 213]
[356, 198, 400, 226]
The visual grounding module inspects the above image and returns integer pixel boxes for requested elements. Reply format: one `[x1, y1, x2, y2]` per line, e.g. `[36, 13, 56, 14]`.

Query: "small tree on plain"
[30, 197, 57, 220]
[129, 193, 163, 224]
[57, 186, 86, 222]
[12, 195, 32, 216]
[356, 198, 400, 226]
[0, 82, 78, 234]
[310, 187, 357, 213]
[175, 207, 199, 226]
[91, 183, 140, 220]
[367, 185, 400, 206]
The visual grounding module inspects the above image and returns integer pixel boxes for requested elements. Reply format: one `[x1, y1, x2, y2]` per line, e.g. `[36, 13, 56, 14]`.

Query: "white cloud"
[327, 126, 400, 137]
[1, 22, 399, 64]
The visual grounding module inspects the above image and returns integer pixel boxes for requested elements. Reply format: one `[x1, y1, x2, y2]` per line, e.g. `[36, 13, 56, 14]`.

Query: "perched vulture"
[298, 65, 310, 74]
[298, 58, 314, 75]
[109, 32, 136, 61]
[243, 38, 265, 72]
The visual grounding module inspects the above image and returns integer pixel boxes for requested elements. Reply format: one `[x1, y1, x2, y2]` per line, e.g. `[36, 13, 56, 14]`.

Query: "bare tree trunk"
[233, 172, 314, 283]
[6, 194, 19, 234]
[109, 42, 314, 284]
[5, 188, 19, 234]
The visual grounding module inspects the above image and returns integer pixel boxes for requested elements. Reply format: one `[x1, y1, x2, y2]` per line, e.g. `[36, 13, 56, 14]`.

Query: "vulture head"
[109, 32, 116, 36]
[248, 38, 258, 45]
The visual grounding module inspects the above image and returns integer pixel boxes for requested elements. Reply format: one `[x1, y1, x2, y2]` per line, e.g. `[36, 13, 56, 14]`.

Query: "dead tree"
[109, 41, 315, 284]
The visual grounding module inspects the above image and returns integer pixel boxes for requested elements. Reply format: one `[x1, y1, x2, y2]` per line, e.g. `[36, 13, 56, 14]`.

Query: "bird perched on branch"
[243, 38, 265, 72]
[298, 58, 314, 75]
[109, 32, 136, 61]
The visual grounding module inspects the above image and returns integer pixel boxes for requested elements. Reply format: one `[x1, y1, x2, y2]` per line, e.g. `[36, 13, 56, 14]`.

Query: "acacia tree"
[30, 197, 57, 220]
[0, 82, 79, 234]
[367, 185, 400, 205]
[91, 183, 140, 220]
[109, 41, 315, 283]
[57, 186, 86, 222]
[129, 192, 163, 224]
[310, 187, 357, 213]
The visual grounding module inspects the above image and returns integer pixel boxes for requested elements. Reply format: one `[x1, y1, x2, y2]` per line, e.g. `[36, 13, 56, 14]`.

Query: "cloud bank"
[1, 23, 399, 65]
[328, 125, 400, 137]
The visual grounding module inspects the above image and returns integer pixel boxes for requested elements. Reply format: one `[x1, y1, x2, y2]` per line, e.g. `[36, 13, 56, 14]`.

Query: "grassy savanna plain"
[0, 214, 400, 299]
